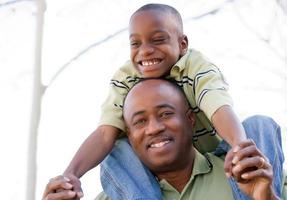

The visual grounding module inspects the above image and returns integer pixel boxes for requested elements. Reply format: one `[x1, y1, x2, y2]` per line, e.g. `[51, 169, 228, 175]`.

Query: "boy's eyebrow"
[129, 30, 169, 39]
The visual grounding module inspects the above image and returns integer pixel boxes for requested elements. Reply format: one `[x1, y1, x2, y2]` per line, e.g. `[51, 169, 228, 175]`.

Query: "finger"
[233, 139, 255, 151]
[65, 175, 84, 199]
[74, 183, 84, 199]
[233, 156, 268, 172]
[232, 143, 267, 165]
[241, 168, 273, 182]
[232, 156, 272, 182]
[224, 149, 235, 177]
[43, 190, 76, 200]
[43, 176, 72, 197]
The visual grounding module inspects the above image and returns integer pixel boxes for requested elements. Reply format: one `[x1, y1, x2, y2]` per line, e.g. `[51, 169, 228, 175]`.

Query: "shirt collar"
[170, 49, 192, 73]
[159, 149, 212, 190]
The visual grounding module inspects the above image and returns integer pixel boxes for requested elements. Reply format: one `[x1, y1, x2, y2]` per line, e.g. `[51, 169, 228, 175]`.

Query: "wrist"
[253, 185, 279, 200]
[63, 167, 81, 178]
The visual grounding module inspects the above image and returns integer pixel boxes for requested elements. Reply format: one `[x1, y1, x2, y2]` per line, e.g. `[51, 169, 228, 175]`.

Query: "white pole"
[26, 0, 46, 199]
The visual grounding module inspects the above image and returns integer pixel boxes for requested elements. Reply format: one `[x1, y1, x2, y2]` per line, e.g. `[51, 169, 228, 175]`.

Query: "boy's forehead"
[130, 9, 171, 25]
[129, 10, 178, 33]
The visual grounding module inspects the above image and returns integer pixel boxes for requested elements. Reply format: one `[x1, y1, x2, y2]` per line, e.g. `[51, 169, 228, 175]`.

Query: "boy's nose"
[139, 43, 154, 56]
[145, 118, 165, 135]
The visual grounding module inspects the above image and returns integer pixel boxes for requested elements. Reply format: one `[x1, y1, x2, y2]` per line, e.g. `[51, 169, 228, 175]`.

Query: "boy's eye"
[152, 38, 166, 44]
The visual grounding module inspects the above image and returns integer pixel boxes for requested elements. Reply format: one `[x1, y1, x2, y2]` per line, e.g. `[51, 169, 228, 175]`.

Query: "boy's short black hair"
[132, 3, 183, 34]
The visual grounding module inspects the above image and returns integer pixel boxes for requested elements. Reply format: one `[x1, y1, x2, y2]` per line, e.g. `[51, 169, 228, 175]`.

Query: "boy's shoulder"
[185, 49, 213, 67]
[113, 60, 141, 81]
[177, 49, 217, 72]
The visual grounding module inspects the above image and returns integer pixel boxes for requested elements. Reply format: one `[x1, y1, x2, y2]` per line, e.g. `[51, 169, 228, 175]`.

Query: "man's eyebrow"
[156, 104, 175, 110]
[130, 110, 145, 121]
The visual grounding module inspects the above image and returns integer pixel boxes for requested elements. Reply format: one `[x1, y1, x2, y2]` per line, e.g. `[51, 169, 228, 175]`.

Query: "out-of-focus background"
[0, 0, 286, 199]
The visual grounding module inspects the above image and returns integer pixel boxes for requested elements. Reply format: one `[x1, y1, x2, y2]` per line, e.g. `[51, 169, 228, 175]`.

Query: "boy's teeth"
[150, 140, 169, 148]
[142, 59, 160, 66]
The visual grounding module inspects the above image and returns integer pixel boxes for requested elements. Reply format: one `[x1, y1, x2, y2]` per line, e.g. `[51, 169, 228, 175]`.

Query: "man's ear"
[126, 127, 130, 136]
[179, 35, 188, 56]
[186, 108, 195, 127]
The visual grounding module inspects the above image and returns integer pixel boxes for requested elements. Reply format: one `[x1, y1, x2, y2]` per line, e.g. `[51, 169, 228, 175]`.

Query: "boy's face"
[129, 10, 188, 78]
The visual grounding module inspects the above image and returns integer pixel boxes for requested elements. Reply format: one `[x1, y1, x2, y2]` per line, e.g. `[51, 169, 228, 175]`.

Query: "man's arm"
[64, 125, 119, 178]
[211, 105, 247, 147]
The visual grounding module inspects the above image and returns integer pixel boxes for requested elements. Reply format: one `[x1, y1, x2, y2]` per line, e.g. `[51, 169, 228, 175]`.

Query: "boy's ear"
[179, 35, 188, 56]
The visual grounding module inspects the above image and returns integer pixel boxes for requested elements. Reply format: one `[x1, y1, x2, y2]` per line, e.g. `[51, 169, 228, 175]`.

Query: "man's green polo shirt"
[95, 150, 234, 200]
[159, 150, 234, 200]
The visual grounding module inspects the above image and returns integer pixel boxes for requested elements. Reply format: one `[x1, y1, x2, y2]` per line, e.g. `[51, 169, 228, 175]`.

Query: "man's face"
[123, 79, 195, 173]
[129, 10, 188, 78]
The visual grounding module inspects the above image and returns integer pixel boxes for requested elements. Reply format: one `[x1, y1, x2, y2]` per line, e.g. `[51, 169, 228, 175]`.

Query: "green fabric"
[99, 49, 233, 153]
[94, 150, 234, 200]
[159, 150, 233, 200]
[282, 169, 287, 200]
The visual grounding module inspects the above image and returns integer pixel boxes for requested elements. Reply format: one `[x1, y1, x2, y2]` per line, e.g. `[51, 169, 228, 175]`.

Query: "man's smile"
[147, 137, 173, 149]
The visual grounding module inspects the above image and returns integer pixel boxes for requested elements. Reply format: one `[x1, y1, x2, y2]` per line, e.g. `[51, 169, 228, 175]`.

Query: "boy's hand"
[42, 175, 83, 200]
[61, 173, 84, 200]
[225, 140, 278, 200]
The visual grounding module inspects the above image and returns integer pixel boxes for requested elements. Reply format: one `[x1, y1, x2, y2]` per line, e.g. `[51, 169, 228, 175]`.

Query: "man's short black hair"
[131, 3, 183, 34]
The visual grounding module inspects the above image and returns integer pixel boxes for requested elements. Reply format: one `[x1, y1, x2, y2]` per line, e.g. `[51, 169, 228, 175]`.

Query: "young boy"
[63, 3, 249, 198]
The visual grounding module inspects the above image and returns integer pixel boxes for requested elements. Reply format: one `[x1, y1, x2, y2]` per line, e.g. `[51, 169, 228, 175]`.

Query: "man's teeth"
[150, 140, 170, 148]
[142, 59, 160, 66]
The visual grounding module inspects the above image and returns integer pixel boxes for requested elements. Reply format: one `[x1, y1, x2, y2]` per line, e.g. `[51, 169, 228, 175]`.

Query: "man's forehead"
[124, 79, 184, 111]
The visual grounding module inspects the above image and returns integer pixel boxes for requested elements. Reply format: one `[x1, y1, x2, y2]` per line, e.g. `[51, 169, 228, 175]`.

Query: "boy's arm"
[211, 105, 246, 147]
[63, 125, 119, 178]
[211, 105, 247, 178]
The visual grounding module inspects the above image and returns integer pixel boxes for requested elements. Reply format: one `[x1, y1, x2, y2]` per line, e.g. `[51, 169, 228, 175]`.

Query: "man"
[43, 78, 281, 200]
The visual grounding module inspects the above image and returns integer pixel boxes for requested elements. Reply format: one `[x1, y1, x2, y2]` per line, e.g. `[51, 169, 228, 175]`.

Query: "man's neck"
[156, 149, 195, 193]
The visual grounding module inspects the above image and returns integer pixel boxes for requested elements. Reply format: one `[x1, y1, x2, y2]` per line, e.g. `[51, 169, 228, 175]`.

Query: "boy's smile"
[129, 9, 188, 78]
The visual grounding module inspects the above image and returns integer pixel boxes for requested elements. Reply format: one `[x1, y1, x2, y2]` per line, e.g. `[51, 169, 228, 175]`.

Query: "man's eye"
[133, 119, 146, 126]
[130, 41, 140, 47]
[160, 111, 174, 118]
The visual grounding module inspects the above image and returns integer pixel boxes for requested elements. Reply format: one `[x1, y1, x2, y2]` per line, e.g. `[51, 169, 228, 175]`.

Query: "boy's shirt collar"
[172, 49, 192, 72]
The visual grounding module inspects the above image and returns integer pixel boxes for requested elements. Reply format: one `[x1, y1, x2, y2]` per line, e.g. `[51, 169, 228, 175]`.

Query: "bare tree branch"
[46, 27, 127, 89]
[184, 0, 235, 21]
[233, 1, 287, 61]
[276, 0, 287, 13]
[0, 0, 33, 8]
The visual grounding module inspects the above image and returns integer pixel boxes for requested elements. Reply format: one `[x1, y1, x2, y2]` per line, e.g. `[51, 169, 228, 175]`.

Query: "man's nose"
[145, 117, 165, 135]
[139, 43, 154, 57]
